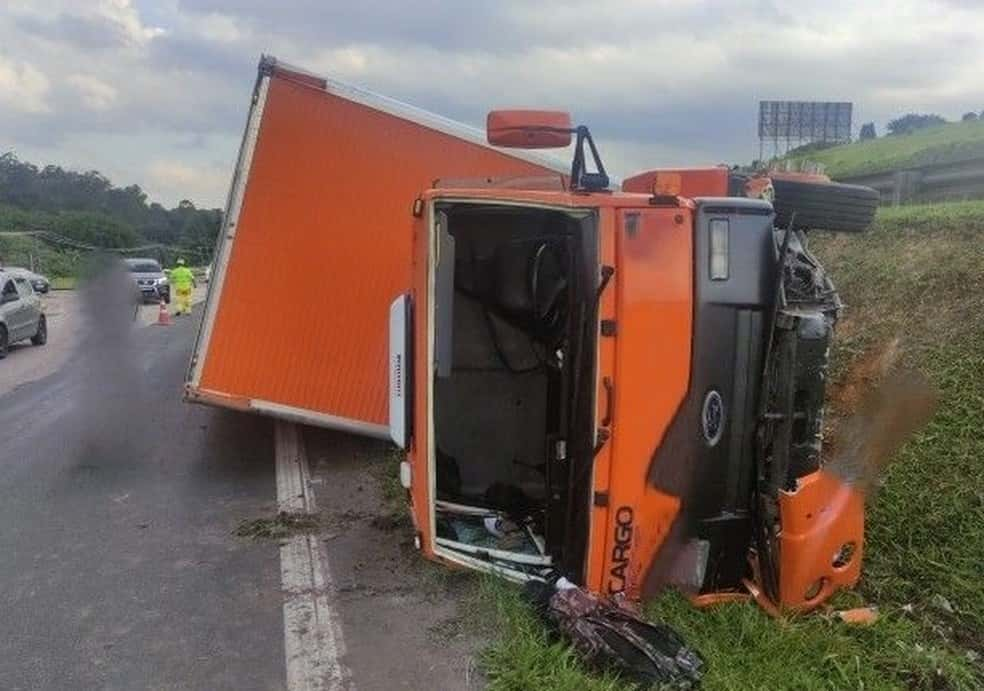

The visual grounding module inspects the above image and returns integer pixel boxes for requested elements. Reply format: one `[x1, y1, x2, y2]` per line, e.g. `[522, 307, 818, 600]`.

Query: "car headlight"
[156, 277, 168, 285]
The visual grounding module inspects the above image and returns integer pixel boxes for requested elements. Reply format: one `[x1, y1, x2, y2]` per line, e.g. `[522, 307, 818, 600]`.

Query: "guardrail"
[838, 158, 984, 205]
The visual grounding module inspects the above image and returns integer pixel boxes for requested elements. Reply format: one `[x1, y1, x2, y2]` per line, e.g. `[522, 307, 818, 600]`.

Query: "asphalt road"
[0, 286, 207, 399]
[0, 303, 285, 690]
[0, 283, 485, 690]
[0, 291, 80, 399]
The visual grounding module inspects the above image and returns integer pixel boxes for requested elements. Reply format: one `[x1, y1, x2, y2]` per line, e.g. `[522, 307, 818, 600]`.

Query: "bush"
[887, 113, 947, 136]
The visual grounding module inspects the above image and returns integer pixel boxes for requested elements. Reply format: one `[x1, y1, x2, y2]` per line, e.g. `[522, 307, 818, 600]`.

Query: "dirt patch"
[233, 511, 320, 540]
[825, 369, 939, 491]
[826, 337, 899, 418]
[370, 513, 412, 532]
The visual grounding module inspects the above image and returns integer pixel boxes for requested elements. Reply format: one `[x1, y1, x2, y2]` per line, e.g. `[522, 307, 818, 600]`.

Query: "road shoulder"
[303, 426, 486, 691]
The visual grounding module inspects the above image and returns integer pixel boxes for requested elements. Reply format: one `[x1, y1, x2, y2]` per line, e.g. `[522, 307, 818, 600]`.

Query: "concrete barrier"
[839, 158, 984, 205]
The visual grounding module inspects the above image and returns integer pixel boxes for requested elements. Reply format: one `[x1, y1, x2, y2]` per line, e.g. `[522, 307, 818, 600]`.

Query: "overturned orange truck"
[188, 56, 880, 612]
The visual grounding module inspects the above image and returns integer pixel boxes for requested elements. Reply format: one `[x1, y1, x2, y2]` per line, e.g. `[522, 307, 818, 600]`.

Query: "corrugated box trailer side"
[186, 56, 565, 437]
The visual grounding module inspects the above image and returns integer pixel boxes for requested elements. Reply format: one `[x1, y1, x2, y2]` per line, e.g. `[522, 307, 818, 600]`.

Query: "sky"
[1, 0, 982, 209]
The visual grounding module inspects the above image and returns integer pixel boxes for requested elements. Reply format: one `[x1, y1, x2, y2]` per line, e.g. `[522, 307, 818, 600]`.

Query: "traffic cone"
[156, 299, 173, 326]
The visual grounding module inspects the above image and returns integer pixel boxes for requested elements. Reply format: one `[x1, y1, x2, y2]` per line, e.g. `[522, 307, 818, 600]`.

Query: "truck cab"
[389, 113, 865, 611]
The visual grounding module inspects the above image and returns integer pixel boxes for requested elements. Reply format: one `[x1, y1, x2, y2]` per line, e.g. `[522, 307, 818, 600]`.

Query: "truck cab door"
[388, 209, 453, 450]
[386, 198, 446, 557]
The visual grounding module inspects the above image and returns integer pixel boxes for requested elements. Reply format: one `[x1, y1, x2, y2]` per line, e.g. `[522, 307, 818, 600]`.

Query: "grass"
[474, 578, 626, 691]
[785, 119, 984, 178]
[812, 202, 984, 654]
[0, 232, 85, 279]
[472, 201, 984, 690]
[50, 276, 77, 290]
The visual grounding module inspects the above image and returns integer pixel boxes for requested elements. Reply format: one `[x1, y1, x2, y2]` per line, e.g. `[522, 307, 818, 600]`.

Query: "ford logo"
[701, 390, 724, 446]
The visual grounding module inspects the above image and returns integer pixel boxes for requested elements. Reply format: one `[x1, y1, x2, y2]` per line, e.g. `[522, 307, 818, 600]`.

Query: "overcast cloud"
[1, 0, 982, 207]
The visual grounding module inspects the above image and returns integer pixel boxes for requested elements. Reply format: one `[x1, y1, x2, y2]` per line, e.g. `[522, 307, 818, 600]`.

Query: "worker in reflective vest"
[170, 258, 195, 315]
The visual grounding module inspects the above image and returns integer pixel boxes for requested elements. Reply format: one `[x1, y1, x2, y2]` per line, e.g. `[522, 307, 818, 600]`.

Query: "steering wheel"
[530, 242, 568, 335]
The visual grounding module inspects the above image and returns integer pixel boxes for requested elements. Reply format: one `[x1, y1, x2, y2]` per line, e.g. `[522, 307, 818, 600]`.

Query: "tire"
[772, 178, 879, 233]
[0, 326, 7, 359]
[31, 314, 47, 346]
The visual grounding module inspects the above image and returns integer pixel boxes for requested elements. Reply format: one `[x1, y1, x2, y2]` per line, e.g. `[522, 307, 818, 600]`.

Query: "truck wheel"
[772, 178, 879, 233]
[31, 315, 47, 346]
[0, 326, 7, 359]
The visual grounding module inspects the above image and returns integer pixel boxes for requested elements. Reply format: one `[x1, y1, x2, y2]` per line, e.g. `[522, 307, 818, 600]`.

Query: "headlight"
[709, 218, 729, 280]
[156, 277, 168, 285]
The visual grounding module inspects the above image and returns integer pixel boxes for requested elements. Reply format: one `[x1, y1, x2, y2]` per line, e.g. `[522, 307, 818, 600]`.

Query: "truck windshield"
[128, 262, 161, 273]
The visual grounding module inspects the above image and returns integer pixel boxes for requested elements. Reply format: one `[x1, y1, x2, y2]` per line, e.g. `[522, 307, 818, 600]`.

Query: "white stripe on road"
[275, 421, 353, 691]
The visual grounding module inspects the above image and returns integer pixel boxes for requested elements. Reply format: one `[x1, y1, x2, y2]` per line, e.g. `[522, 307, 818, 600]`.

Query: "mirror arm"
[570, 126, 610, 191]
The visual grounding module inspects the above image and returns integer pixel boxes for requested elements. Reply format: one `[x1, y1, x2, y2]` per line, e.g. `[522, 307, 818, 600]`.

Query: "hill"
[787, 120, 984, 179]
[0, 153, 222, 277]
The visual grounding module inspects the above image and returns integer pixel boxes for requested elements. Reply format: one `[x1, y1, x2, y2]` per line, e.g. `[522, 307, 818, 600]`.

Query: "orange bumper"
[776, 469, 864, 610]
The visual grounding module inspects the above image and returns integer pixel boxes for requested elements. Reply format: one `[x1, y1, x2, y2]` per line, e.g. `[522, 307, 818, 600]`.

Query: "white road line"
[275, 421, 353, 691]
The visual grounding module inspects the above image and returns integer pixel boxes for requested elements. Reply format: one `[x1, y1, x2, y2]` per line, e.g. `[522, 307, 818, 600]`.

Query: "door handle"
[601, 376, 614, 427]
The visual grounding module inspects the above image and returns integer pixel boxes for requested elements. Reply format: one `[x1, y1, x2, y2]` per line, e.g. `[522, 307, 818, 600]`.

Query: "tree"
[859, 122, 877, 140]
[0, 152, 223, 261]
[886, 113, 947, 136]
[57, 211, 138, 249]
[962, 112, 979, 122]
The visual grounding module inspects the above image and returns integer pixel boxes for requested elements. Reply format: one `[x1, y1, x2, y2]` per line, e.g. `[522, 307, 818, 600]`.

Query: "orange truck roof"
[186, 56, 568, 435]
[622, 167, 730, 198]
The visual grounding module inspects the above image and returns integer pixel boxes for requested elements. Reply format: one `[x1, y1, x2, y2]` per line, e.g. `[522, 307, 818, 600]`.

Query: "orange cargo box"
[186, 56, 565, 436]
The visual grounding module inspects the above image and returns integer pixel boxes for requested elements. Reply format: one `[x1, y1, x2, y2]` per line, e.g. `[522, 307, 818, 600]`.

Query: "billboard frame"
[758, 100, 852, 160]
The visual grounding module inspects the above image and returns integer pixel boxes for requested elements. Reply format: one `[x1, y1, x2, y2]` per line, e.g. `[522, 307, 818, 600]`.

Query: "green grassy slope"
[788, 120, 984, 178]
[475, 201, 984, 690]
[0, 232, 84, 278]
[813, 201, 984, 651]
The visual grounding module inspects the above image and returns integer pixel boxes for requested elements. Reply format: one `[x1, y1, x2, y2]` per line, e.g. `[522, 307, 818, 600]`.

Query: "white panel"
[389, 294, 411, 448]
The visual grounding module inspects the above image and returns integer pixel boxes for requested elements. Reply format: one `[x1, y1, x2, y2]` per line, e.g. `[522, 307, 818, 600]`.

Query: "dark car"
[124, 258, 170, 303]
[6, 267, 50, 294]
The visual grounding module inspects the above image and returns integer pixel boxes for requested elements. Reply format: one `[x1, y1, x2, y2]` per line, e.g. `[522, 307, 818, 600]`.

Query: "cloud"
[193, 11, 250, 44]
[67, 74, 118, 111]
[0, 57, 51, 114]
[1, 0, 984, 207]
[147, 159, 228, 206]
[9, 0, 164, 51]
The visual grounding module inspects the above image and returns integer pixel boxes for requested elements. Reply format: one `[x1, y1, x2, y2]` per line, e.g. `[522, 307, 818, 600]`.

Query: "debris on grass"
[836, 607, 879, 626]
[930, 594, 955, 614]
[524, 579, 703, 688]
[234, 511, 320, 540]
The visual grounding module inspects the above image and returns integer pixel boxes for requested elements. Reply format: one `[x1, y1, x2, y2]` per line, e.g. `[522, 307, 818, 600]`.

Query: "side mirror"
[487, 110, 573, 148]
